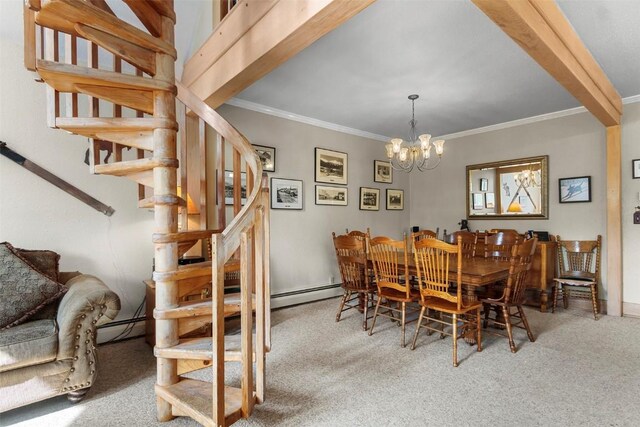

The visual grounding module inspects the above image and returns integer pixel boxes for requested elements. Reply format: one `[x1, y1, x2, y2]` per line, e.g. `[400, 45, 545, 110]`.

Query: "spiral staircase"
[23, 1, 270, 425]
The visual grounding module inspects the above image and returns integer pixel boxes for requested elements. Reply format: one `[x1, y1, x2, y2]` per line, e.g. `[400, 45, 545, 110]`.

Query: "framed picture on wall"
[271, 178, 303, 210]
[359, 187, 380, 211]
[315, 185, 347, 206]
[559, 176, 591, 203]
[374, 160, 393, 183]
[252, 144, 276, 172]
[485, 192, 495, 209]
[480, 178, 488, 192]
[315, 148, 348, 185]
[472, 193, 484, 210]
[386, 189, 404, 210]
[633, 159, 640, 179]
[224, 170, 246, 205]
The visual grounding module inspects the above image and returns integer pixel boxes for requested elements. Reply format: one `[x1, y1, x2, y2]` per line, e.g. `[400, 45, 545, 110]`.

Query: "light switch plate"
[634, 211, 640, 225]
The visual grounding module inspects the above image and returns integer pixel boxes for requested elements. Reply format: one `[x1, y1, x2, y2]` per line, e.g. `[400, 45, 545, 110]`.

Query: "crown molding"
[225, 94, 640, 143]
[224, 98, 389, 142]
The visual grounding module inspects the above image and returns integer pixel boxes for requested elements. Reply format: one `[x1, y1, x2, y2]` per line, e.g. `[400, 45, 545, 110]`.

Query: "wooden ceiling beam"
[183, 0, 375, 108]
[472, 0, 622, 126]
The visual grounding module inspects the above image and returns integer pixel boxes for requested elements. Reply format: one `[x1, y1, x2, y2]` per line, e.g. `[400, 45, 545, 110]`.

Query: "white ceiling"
[232, 0, 640, 139]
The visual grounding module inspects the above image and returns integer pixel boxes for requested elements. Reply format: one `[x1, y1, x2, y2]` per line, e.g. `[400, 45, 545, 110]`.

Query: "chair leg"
[411, 306, 426, 350]
[401, 302, 406, 347]
[362, 293, 369, 331]
[502, 306, 516, 353]
[552, 284, 558, 313]
[368, 297, 381, 336]
[518, 305, 535, 342]
[452, 313, 458, 367]
[476, 308, 482, 352]
[562, 286, 569, 309]
[335, 291, 349, 322]
[483, 302, 491, 328]
[590, 284, 599, 320]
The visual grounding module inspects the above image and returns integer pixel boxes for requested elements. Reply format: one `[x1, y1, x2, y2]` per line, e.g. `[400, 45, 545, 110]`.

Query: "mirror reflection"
[466, 155, 548, 219]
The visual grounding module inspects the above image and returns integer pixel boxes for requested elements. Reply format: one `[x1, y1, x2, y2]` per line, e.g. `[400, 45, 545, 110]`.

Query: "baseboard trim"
[623, 302, 640, 318]
[271, 284, 342, 309]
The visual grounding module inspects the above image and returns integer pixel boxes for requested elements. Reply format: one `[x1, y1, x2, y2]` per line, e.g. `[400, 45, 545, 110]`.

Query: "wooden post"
[199, 118, 207, 230]
[43, 28, 59, 128]
[606, 125, 622, 316]
[254, 206, 265, 403]
[216, 134, 226, 229]
[154, 16, 178, 422]
[23, 5, 36, 71]
[210, 234, 226, 425]
[261, 174, 271, 350]
[64, 34, 78, 117]
[240, 227, 254, 417]
[233, 148, 242, 215]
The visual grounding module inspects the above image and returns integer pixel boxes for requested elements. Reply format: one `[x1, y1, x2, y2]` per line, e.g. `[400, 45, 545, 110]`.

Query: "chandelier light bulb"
[419, 134, 431, 150]
[385, 143, 394, 159]
[423, 145, 432, 159]
[399, 147, 409, 162]
[391, 138, 403, 154]
[433, 139, 445, 156]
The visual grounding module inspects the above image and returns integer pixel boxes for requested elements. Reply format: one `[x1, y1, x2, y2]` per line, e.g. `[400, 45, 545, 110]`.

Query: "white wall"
[410, 102, 640, 307]
[217, 105, 410, 306]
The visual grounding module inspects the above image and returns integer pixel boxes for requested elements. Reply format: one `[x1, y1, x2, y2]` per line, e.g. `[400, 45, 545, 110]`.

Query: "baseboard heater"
[271, 283, 342, 308]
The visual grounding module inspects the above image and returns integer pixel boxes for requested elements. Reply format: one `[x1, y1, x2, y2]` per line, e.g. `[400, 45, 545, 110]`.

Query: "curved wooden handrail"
[175, 80, 263, 262]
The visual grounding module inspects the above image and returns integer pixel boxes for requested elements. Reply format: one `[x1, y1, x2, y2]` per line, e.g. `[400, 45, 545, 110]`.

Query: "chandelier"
[385, 94, 445, 172]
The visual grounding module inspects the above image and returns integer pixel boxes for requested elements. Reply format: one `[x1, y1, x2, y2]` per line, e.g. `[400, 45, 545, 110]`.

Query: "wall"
[410, 102, 640, 307]
[621, 103, 640, 311]
[215, 105, 410, 307]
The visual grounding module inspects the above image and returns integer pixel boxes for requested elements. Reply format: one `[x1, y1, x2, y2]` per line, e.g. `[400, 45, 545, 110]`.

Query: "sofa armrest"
[56, 274, 121, 360]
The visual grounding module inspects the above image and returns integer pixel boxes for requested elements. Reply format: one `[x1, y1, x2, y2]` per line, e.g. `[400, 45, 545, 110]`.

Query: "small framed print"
[633, 159, 640, 179]
[480, 178, 488, 192]
[559, 176, 591, 203]
[485, 192, 495, 209]
[271, 178, 303, 210]
[472, 193, 484, 210]
[374, 160, 393, 183]
[253, 144, 276, 172]
[386, 189, 404, 210]
[359, 187, 380, 211]
[224, 170, 246, 205]
[315, 185, 347, 206]
[315, 148, 348, 185]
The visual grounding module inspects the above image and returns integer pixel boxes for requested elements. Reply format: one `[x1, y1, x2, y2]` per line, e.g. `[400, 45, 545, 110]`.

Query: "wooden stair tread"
[155, 379, 243, 427]
[153, 229, 223, 244]
[155, 293, 257, 320]
[93, 157, 178, 176]
[154, 335, 254, 362]
[36, 0, 177, 58]
[56, 117, 177, 133]
[36, 60, 174, 93]
[153, 260, 212, 282]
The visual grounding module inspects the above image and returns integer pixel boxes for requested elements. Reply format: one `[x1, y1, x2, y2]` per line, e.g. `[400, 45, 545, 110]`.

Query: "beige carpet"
[3, 298, 640, 426]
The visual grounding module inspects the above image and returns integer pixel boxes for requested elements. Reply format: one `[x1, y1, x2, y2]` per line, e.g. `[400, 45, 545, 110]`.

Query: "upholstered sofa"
[0, 243, 121, 412]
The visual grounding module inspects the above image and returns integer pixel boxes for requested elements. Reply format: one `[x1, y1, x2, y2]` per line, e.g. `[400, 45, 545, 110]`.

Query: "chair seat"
[553, 277, 595, 287]
[379, 287, 419, 302]
[342, 284, 376, 293]
[0, 319, 58, 373]
[421, 296, 481, 314]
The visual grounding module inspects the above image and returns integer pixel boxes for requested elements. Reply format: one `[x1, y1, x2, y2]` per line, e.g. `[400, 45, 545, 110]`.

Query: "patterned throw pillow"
[0, 242, 67, 328]
[15, 248, 60, 281]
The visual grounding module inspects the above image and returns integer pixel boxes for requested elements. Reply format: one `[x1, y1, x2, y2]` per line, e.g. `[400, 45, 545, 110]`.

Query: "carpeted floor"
[3, 298, 640, 426]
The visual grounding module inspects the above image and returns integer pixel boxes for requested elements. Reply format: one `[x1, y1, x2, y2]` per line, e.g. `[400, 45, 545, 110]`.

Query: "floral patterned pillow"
[0, 242, 67, 328]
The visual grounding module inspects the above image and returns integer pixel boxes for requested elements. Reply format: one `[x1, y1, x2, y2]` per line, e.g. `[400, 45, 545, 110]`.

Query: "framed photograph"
[386, 189, 404, 210]
[359, 187, 380, 211]
[315, 148, 348, 185]
[271, 178, 303, 210]
[224, 170, 246, 205]
[480, 178, 488, 192]
[315, 185, 347, 206]
[633, 159, 640, 179]
[559, 176, 591, 203]
[374, 160, 393, 183]
[472, 193, 484, 210]
[485, 192, 495, 209]
[253, 144, 275, 172]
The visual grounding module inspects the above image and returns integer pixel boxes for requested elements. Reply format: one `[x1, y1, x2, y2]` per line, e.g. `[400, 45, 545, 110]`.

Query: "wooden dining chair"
[346, 228, 371, 242]
[481, 238, 537, 353]
[410, 237, 482, 367]
[442, 230, 477, 258]
[332, 233, 376, 330]
[411, 229, 437, 243]
[484, 231, 521, 260]
[552, 235, 602, 320]
[367, 235, 419, 347]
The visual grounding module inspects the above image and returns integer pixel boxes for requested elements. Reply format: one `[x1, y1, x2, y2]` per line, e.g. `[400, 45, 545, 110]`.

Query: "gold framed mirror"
[466, 155, 548, 219]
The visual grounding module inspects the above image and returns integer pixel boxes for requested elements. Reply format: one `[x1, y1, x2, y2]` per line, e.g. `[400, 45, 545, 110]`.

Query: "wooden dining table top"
[369, 254, 511, 288]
